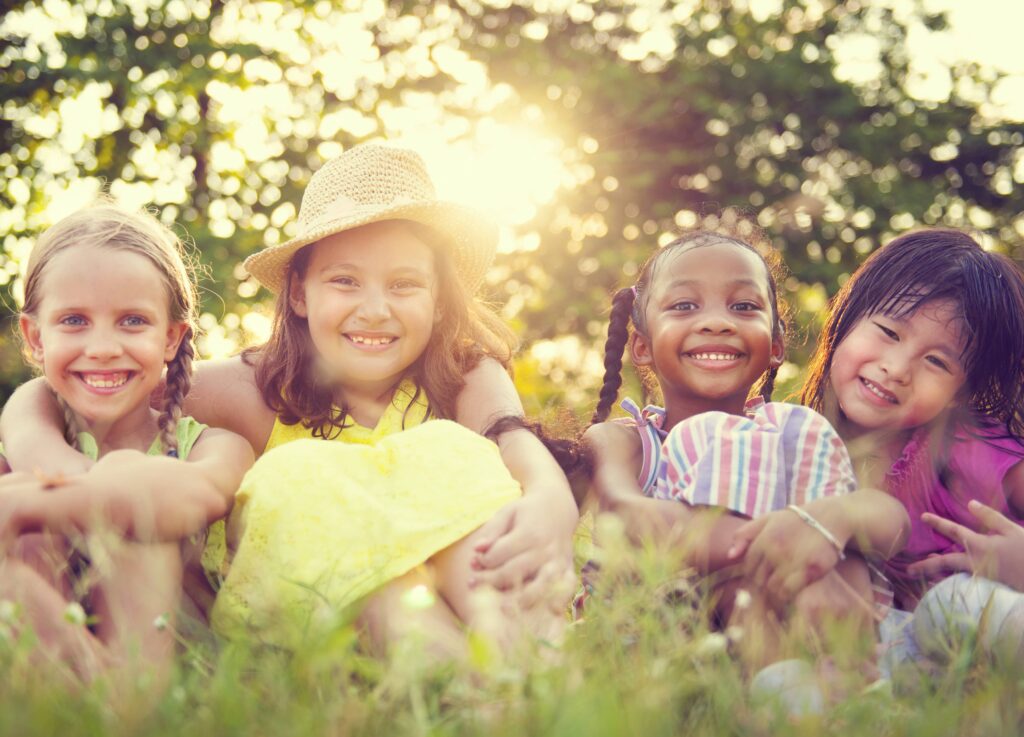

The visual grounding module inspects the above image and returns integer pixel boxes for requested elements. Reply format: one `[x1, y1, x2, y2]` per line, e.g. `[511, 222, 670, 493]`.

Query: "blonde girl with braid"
[0, 200, 252, 684]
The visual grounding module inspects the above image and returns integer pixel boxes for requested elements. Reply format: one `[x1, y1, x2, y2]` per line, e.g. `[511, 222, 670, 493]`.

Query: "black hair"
[802, 228, 1024, 440]
[590, 229, 787, 425]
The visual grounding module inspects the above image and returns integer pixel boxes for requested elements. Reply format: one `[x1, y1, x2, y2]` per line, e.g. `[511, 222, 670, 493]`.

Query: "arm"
[0, 428, 253, 543]
[452, 358, 579, 588]
[0, 377, 93, 474]
[728, 489, 910, 606]
[907, 500, 1024, 592]
[584, 421, 747, 576]
[184, 356, 276, 456]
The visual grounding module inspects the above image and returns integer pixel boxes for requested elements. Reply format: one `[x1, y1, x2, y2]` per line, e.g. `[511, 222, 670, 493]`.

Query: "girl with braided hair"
[583, 228, 908, 704]
[0, 200, 253, 683]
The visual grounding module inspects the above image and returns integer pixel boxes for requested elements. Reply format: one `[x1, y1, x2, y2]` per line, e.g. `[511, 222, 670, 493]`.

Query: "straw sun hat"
[244, 145, 498, 294]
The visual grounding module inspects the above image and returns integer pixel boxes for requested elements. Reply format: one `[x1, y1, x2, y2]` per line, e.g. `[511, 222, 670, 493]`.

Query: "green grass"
[2, 543, 1023, 737]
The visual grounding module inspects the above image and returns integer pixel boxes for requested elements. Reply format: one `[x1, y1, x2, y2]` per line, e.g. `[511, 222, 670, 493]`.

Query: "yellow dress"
[210, 381, 522, 648]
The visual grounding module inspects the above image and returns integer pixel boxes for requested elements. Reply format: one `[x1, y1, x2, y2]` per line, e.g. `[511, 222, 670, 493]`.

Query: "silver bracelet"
[786, 504, 846, 561]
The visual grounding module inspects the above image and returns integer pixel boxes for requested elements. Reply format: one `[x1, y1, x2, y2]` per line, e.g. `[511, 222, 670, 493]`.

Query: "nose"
[355, 286, 392, 323]
[879, 348, 911, 384]
[695, 306, 737, 335]
[84, 327, 124, 360]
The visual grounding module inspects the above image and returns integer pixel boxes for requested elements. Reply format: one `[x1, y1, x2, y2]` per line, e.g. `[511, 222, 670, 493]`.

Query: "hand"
[609, 493, 691, 547]
[907, 500, 1024, 591]
[728, 506, 845, 609]
[469, 491, 576, 597]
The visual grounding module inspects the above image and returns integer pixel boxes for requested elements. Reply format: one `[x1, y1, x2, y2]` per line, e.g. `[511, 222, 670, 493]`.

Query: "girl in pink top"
[795, 229, 1024, 669]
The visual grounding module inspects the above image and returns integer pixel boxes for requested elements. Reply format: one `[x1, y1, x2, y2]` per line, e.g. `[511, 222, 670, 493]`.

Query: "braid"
[157, 328, 194, 457]
[54, 393, 81, 452]
[590, 287, 636, 425]
[758, 365, 779, 402]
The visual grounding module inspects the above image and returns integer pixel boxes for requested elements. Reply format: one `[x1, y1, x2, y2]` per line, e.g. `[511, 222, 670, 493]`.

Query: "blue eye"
[122, 315, 148, 327]
[392, 279, 424, 291]
[59, 314, 87, 327]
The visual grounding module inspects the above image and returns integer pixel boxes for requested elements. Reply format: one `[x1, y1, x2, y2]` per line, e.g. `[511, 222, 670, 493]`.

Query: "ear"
[19, 315, 44, 362]
[630, 331, 653, 367]
[164, 322, 190, 363]
[288, 272, 308, 318]
[769, 333, 785, 368]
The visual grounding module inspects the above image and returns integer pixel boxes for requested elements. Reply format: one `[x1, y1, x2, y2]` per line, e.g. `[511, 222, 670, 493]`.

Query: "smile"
[76, 371, 131, 390]
[686, 352, 742, 361]
[859, 377, 898, 404]
[346, 334, 397, 347]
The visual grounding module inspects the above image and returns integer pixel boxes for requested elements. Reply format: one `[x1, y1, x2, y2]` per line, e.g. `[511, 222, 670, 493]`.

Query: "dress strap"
[619, 398, 667, 494]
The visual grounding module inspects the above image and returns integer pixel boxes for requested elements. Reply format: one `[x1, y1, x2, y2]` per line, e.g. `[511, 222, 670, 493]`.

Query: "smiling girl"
[0, 201, 253, 683]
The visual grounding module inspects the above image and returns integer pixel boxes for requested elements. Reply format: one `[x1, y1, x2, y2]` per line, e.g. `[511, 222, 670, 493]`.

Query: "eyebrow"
[319, 263, 432, 276]
[664, 278, 763, 290]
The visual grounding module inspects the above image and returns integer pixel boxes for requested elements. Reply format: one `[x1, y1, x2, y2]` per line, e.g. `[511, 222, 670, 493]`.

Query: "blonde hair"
[21, 198, 200, 455]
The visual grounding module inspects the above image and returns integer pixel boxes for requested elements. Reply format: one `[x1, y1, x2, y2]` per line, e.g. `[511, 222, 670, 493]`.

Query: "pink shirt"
[884, 424, 1024, 608]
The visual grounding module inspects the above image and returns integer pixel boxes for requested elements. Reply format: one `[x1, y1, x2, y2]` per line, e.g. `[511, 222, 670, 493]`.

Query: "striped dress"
[620, 397, 857, 515]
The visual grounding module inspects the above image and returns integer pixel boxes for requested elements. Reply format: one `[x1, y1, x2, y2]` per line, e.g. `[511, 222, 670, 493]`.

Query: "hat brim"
[244, 200, 498, 294]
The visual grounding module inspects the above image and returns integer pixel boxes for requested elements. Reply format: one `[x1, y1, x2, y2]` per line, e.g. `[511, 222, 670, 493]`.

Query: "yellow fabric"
[209, 383, 522, 648]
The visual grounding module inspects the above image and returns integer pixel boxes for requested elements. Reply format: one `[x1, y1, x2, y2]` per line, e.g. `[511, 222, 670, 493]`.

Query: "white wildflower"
[63, 602, 87, 626]
[734, 588, 752, 610]
[693, 632, 729, 659]
[153, 613, 169, 631]
[401, 584, 436, 610]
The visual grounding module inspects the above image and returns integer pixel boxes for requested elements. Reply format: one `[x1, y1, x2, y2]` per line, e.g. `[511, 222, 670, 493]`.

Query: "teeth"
[862, 378, 896, 403]
[689, 352, 740, 361]
[82, 373, 128, 389]
[349, 335, 395, 346]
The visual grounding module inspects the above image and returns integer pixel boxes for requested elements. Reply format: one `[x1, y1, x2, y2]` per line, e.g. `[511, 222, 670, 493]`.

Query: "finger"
[920, 512, 978, 548]
[906, 552, 973, 578]
[767, 567, 808, 609]
[967, 499, 1017, 535]
[471, 506, 515, 554]
[472, 528, 536, 571]
[470, 550, 534, 591]
[516, 562, 575, 612]
[727, 515, 768, 560]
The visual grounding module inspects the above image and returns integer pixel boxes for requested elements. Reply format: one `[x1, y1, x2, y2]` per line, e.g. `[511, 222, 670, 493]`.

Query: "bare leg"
[428, 525, 567, 655]
[0, 559, 108, 682]
[355, 567, 466, 662]
[88, 540, 182, 689]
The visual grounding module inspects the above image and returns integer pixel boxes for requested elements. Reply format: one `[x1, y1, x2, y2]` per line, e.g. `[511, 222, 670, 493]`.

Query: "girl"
[2, 145, 578, 655]
[0, 201, 253, 682]
[785, 228, 1024, 669]
[582, 228, 908, 682]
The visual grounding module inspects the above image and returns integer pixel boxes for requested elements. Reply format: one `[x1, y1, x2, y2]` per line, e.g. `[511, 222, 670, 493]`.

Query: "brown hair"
[20, 198, 199, 456]
[249, 221, 517, 436]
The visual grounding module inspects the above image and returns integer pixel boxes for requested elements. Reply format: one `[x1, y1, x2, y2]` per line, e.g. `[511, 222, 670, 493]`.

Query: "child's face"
[829, 299, 967, 436]
[20, 246, 187, 427]
[631, 242, 782, 414]
[290, 221, 439, 404]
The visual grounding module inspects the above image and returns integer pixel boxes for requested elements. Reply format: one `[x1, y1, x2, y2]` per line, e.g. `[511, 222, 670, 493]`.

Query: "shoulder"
[949, 420, 1024, 478]
[583, 421, 642, 466]
[186, 356, 275, 455]
[188, 425, 257, 466]
[455, 357, 523, 434]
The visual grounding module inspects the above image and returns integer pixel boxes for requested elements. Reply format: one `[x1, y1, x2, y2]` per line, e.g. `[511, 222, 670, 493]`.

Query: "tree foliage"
[2, 0, 1022, 407]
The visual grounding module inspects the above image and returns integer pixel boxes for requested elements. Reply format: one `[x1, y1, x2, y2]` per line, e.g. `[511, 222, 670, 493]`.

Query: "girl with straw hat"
[1, 144, 579, 656]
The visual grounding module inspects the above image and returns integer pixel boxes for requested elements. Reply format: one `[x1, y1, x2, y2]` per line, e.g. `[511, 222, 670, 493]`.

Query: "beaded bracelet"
[786, 504, 846, 561]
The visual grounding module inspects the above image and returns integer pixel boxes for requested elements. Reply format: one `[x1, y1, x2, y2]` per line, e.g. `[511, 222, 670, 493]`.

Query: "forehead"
[308, 221, 435, 270]
[650, 241, 770, 293]
[39, 246, 167, 302]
